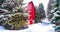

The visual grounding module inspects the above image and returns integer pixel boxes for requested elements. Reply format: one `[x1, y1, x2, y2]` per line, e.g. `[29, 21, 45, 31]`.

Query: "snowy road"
[0, 23, 55, 32]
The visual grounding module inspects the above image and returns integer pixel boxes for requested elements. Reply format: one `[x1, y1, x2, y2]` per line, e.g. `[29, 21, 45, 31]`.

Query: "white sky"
[23, 0, 49, 11]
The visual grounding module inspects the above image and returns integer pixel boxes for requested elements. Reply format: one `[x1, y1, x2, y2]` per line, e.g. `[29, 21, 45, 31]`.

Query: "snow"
[0, 23, 55, 32]
[41, 18, 51, 24]
[29, 23, 55, 32]
[0, 26, 5, 30]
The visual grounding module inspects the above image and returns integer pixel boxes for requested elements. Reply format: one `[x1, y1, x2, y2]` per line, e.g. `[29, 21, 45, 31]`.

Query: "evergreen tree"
[35, 6, 41, 23]
[38, 3, 46, 20]
[51, 0, 60, 32]
[1, 0, 24, 13]
[0, 0, 5, 4]
[0, 0, 28, 30]
[35, 3, 46, 23]
[47, 0, 55, 20]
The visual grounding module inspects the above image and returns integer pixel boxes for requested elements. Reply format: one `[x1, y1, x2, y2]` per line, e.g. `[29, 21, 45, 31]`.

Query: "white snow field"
[0, 23, 55, 32]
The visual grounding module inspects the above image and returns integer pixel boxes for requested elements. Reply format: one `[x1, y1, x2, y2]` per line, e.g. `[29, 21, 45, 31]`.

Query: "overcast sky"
[23, 0, 49, 11]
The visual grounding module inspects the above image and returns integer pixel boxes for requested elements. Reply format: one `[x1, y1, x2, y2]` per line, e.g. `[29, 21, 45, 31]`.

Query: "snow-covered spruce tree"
[0, 0, 28, 30]
[0, 0, 24, 13]
[47, 0, 55, 21]
[35, 3, 46, 23]
[51, 0, 60, 32]
[3, 13, 28, 30]
[35, 6, 41, 23]
[38, 3, 46, 20]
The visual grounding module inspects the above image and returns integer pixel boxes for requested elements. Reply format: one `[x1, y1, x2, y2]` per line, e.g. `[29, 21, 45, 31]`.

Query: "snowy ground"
[0, 23, 55, 32]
